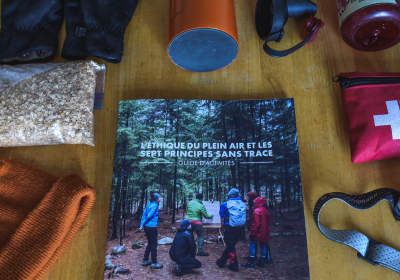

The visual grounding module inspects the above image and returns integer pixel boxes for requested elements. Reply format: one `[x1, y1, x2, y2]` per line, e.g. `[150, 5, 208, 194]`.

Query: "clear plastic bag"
[0, 61, 105, 147]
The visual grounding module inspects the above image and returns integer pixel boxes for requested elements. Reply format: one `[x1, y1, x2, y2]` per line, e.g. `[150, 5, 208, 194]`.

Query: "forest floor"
[104, 207, 310, 280]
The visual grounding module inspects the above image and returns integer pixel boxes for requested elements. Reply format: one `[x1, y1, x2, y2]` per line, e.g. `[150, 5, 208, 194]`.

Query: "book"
[105, 99, 309, 280]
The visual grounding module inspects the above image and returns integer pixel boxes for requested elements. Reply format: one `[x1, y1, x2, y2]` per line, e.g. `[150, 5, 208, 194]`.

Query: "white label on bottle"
[337, 0, 398, 27]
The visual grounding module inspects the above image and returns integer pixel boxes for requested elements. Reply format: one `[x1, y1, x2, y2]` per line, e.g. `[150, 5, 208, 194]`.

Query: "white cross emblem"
[373, 100, 400, 140]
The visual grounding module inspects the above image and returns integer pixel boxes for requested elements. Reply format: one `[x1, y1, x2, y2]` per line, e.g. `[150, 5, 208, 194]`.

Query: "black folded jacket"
[0, 0, 139, 64]
[0, 0, 64, 64]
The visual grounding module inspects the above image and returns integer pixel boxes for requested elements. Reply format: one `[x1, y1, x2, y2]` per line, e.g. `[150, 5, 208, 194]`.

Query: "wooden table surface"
[2, 0, 400, 279]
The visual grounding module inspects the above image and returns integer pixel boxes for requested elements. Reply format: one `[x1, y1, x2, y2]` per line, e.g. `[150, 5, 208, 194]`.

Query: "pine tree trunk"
[111, 175, 121, 240]
[137, 184, 147, 220]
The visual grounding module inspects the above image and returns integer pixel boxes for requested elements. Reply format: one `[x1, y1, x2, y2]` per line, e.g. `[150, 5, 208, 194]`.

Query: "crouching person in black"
[169, 219, 202, 276]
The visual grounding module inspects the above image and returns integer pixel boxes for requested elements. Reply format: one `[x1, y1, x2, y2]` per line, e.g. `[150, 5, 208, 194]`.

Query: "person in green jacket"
[185, 193, 213, 256]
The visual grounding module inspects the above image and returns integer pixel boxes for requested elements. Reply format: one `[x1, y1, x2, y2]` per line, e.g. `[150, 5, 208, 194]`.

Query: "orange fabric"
[0, 158, 96, 280]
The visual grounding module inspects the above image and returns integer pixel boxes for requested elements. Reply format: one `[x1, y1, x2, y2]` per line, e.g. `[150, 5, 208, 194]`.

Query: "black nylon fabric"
[61, 0, 139, 63]
[0, 0, 64, 64]
[0, 0, 138, 64]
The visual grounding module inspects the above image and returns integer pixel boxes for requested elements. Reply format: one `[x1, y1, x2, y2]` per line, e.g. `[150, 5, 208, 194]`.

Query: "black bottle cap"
[256, 0, 317, 43]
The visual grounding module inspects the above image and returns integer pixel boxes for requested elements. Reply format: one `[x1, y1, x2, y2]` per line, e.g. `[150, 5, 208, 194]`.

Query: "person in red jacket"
[241, 196, 273, 268]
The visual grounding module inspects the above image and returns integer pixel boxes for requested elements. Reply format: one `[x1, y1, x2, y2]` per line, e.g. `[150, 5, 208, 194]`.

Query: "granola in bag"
[0, 61, 104, 147]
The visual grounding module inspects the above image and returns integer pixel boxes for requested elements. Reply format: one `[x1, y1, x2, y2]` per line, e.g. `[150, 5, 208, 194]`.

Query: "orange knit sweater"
[0, 158, 96, 280]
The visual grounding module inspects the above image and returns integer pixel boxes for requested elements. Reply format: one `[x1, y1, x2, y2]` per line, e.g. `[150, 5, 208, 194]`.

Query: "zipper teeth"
[335, 76, 400, 90]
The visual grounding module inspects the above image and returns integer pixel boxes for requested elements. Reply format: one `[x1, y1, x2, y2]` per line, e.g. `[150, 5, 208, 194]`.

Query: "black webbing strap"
[313, 188, 400, 273]
[262, 21, 322, 58]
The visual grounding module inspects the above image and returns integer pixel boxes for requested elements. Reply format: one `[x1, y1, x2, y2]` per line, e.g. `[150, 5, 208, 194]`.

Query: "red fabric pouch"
[335, 72, 400, 163]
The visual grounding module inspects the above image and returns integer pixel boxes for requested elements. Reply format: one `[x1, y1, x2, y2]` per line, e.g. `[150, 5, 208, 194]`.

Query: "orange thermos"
[168, 0, 239, 72]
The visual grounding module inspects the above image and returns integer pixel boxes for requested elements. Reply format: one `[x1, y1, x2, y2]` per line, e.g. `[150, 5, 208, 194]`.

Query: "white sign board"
[202, 201, 221, 224]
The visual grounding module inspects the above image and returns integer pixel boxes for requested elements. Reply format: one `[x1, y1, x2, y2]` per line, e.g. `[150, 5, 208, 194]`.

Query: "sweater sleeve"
[200, 205, 213, 219]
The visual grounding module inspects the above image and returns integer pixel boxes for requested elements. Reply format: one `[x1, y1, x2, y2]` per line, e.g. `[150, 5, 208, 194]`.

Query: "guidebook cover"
[105, 99, 310, 280]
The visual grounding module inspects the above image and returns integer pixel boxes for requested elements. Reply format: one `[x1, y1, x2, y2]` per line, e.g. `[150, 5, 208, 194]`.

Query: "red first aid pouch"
[335, 72, 400, 163]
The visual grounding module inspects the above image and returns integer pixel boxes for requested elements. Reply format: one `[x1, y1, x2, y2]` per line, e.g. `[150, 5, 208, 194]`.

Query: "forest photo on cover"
[105, 99, 310, 280]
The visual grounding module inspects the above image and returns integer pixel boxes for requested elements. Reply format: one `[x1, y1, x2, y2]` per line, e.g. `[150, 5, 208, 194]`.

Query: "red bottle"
[337, 0, 400, 51]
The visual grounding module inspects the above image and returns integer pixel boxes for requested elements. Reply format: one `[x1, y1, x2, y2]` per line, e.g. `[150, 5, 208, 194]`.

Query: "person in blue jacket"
[139, 193, 163, 269]
[216, 188, 245, 272]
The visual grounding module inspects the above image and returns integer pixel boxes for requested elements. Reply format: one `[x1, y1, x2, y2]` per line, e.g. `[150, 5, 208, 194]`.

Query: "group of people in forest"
[139, 188, 273, 276]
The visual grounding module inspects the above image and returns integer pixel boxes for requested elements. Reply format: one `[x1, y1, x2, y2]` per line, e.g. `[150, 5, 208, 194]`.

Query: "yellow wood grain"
[1, 0, 400, 279]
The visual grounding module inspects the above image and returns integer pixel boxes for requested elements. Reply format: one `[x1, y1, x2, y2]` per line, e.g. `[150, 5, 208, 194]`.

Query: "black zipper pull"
[333, 75, 351, 90]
